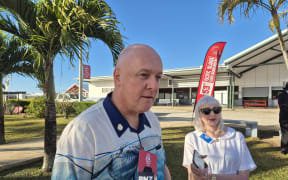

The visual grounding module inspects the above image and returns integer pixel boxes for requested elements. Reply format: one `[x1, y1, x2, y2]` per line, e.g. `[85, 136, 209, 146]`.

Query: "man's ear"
[113, 68, 120, 84]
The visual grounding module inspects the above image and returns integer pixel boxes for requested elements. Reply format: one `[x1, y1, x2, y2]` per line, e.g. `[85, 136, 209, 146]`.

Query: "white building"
[3, 91, 26, 100]
[84, 29, 288, 108]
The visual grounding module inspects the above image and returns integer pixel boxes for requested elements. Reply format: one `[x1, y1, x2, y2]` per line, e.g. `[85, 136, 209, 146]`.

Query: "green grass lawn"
[1, 115, 288, 179]
[4, 114, 73, 143]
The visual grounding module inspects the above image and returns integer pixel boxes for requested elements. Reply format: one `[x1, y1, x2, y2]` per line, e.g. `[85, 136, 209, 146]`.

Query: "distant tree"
[0, 0, 124, 171]
[0, 32, 36, 144]
[218, 0, 288, 70]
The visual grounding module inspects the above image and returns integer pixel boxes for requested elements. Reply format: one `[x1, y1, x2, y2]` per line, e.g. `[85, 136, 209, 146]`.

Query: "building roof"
[163, 65, 228, 79]
[82, 65, 229, 82]
[3, 91, 26, 94]
[78, 76, 113, 82]
[64, 83, 88, 94]
[224, 29, 288, 77]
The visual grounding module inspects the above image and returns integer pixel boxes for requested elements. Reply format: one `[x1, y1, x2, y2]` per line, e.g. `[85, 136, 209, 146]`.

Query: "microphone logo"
[145, 153, 151, 166]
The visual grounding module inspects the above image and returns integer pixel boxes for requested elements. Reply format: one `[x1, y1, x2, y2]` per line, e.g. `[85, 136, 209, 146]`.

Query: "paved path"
[0, 106, 280, 172]
[0, 139, 43, 172]
[152, 106, 279, 130]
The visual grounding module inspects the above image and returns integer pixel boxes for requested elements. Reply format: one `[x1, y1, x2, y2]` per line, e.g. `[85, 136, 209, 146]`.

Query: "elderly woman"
[183, 96, 256, 180]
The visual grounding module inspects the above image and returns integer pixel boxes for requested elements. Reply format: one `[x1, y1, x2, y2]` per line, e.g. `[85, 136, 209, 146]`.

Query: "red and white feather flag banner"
[193, 42, 226, 111]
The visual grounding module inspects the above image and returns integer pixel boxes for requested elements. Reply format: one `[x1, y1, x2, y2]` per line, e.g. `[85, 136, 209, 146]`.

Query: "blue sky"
[6, 1, 287, 94]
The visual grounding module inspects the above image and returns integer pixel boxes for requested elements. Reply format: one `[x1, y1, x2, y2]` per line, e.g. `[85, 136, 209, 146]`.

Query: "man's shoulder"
[74, 102, 107, 124]
[144, 110, 157, 119]
[144, 110, 159, 124]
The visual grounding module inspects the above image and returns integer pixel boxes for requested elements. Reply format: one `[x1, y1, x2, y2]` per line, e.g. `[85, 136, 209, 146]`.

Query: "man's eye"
[140, 73, 148, 78]
[156, 75, 162, 80]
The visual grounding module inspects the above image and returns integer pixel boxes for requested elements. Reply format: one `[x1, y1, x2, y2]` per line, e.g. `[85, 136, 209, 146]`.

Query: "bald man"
[52, 44, 171, 180]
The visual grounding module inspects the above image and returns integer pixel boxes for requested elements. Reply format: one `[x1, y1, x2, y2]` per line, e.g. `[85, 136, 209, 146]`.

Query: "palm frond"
[218, 0, 270, 24]
[0, 0, 36, 27]
[278, 9, 288, 22]
[0, 33, 38, 79]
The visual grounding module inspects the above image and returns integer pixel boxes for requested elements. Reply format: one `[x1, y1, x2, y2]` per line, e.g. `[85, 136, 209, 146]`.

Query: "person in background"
[183, 96, 256, 180]
[52, 44, 171, 179]
[278, 82, 288, 154]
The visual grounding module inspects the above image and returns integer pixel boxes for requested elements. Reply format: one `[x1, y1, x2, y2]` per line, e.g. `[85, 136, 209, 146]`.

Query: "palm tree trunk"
[0, 74, 6, 144]
[42, 61, 57, 172]
[273, 14, 288, 71]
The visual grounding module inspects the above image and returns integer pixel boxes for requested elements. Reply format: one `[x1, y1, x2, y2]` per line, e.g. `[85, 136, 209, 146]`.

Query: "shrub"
[72, 101, 97, 115]
[55, 102, 63, 114]
[26, 96, 46, 118]
[58, 101, 75, 119]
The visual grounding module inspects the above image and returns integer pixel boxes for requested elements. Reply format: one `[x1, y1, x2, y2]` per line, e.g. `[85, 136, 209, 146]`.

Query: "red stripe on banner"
[83, 64, 91, 79]
[194, 42, 226, 109]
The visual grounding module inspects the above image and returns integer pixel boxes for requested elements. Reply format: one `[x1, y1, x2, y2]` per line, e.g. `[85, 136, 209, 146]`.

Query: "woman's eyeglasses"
[200, 107, 222, 115]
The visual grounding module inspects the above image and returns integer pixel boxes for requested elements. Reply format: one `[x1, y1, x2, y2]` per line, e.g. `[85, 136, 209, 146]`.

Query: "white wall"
[162, 73, 230, 88]
[235, 61, 288, 107]
[88, 80, 114, 98]
[236, 59, 288, 88]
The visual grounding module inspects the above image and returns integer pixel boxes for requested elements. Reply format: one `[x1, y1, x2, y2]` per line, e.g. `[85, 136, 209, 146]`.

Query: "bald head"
[116, 44, 162, 69]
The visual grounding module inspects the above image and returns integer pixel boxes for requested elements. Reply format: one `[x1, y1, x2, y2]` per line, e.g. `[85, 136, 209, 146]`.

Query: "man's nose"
[147, 77, 159, 90]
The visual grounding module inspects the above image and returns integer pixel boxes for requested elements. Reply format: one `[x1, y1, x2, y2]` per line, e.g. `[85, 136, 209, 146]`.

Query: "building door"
[214, 90, 228, 105]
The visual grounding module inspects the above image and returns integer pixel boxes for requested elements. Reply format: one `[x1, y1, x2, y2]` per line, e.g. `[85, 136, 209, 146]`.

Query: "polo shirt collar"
[103, 92, 151, 137]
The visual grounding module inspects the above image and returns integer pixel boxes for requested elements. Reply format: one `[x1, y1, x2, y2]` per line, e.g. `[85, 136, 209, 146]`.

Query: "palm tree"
[0, 32, 36, 144]
[0, 0, 124, 171]
[218, 0, 288, 70]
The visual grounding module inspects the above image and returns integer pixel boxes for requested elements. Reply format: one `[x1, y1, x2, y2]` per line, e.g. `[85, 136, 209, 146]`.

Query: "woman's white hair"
[193, 96, 224, 132]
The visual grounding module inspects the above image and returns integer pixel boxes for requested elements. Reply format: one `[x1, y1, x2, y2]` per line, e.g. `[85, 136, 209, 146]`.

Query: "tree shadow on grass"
[0, 160, 51, 180]
[11, 126, 44, 135]
[6, 122, 40, 128]
[5, 116, 40, 122]
[162, 126, 193, 134]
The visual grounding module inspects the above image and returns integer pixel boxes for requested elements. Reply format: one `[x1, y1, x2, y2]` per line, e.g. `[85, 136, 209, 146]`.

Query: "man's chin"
[138, 104, 153, 113]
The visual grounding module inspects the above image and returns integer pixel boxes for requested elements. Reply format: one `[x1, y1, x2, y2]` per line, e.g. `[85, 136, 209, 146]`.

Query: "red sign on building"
[83, 64, 91, 79]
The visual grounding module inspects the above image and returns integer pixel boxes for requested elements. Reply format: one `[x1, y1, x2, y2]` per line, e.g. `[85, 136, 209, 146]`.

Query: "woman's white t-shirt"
[182, 127, 256, 174]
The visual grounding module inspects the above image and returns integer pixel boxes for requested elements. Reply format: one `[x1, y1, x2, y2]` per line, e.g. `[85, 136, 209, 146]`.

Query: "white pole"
[79, 48, 83, 102]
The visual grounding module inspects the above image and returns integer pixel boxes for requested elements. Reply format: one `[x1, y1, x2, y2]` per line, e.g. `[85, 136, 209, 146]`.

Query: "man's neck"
[111, 92, 140, 130]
